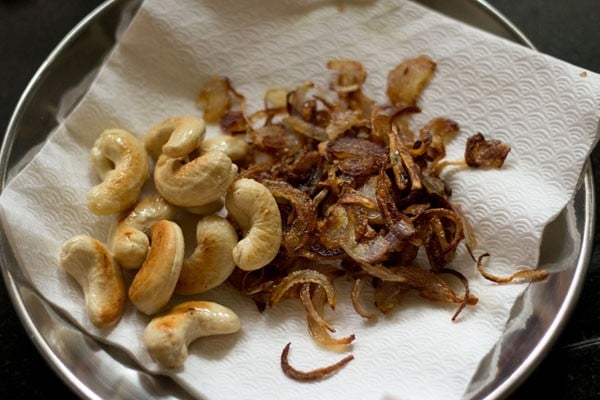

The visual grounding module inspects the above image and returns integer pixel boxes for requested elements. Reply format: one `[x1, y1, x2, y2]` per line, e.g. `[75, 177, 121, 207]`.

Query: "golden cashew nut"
[200, 135, 249, 162]
[108, 195, 179, 269]
[87, 128, 149, 215]
[59, 235, 126, 328]
[175, 215, 238, 295]
[154, 151, 238, 208]
[144, 300, 241, 368]
[129, 220, 185, 315]
[144, 116, 206, 160]
[225, 178, 282, 271]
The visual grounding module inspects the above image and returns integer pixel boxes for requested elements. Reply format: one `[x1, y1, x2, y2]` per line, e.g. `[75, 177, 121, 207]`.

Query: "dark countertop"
[0, 1, 598, 399]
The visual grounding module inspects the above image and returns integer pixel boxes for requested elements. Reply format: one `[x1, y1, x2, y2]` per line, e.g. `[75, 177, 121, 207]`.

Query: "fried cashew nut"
[60, 235, 126, 328]
[144, 300, 241, 369]
[129, 220, 184, 315]
[87, 128, 149, 215]
[144, 116, 206, 160]
[175, 215, 238, 295]
[225, 178, 282, 271]
[108, 195, 179, 269]
[154, 150, 238, 208]
[200, 135, 249, 162]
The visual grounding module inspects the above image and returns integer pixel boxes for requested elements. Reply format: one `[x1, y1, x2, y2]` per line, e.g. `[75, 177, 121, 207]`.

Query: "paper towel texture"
[1, 0, 599, 399]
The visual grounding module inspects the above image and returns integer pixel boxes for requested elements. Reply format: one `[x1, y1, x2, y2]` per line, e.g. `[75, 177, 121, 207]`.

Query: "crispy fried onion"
[470, 248, 549, 284]
[301, 283, 356, 346]
[195, 58, 542, 358]
[270, 269, 337, 309]
[465, 132, 511, 168]
[281, 342, 354, 382]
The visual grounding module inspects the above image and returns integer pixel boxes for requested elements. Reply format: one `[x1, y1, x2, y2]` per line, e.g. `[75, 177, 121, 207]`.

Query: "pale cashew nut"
[144, 300, 241, 368]
[225, 178, 282, 271]
[129, 220, 185, 315]
[154, 151, 238, 208]
[144, 116, 206, 160]
[60, 235, 126, 328]
[200, 135, 249, 162]
[108, 195, 179, 269]
[175, 215, 238, 295]
[87, 128, 149, 215]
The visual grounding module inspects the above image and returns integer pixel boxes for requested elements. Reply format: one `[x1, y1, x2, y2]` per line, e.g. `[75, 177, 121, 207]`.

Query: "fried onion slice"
[262, 179, 318, 254]
[474, 252, 549, 284]
[280, 342, 355, 382]
[304, 284, 356, 347]
[351, 278, 377, 319]
[383, 264, 477, 306]
[196, 76, 232, 123]
[386, 56, 436, 107]
[270, 269, 337, 309]
[326, 59, 367, 93]
[389, 124, 422, 190]
[465, 132, 511, 168]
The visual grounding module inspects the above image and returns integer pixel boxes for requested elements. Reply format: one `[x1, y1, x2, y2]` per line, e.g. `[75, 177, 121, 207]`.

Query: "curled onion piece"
[438, 267, 473, 321]
[262, 179, 318, 254]
[326, 59, 366, 93]
[358, 262, 477, 314]
[303, 284, 356, 347]
[300, 283, 335, 333]
[393, 265, 478, 306]
[343, 224, 400, 265]
[357, 261, 408, 284]
[389, 124, 422, 190]
[375, 168, 416, 241]
[418, 117, 460, 163]
[413, 208, 465, 269]
[332, 204, 404, 265]
[351, 278, 377, 319]
[280, 342, 355, 382]
[270, 269, 337, 309]
[283, 115, 328, 142]
[474, 252, 549, 284]
[287, 81, 316, 120]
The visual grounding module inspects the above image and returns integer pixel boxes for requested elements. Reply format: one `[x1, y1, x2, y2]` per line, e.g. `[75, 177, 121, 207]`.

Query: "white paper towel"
[1, 0, 599, 399]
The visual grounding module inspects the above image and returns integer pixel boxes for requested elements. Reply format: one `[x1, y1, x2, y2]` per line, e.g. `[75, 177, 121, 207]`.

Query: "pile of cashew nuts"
[59, 116, 282, 368]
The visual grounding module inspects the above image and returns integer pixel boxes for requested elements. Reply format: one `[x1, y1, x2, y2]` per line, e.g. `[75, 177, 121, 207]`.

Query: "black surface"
[0, 1, 599, 399]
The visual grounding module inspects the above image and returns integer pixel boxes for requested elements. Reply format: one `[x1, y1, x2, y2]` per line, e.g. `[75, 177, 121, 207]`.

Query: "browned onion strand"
[438, 267, 474, 321]
[475, 253, 550, 284]
[261, 179, 318, 254]
[270, 269, 337, 309]
[351, 277, 377, 319]
[300, 283, 335, 333]
[280, 342, 355, 382]
[305, 285, 356, 347]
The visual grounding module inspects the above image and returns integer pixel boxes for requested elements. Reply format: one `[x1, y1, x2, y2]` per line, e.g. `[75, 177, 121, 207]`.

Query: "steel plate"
[0, 0, 594, 399]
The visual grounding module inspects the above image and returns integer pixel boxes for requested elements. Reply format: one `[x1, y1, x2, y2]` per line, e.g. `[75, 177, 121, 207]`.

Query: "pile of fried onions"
[197, 57, 548, 355]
